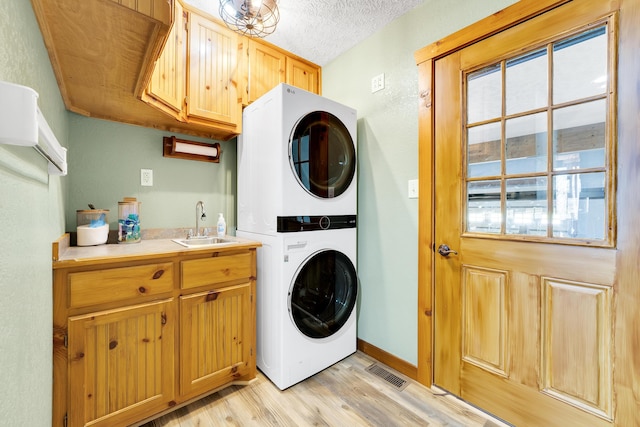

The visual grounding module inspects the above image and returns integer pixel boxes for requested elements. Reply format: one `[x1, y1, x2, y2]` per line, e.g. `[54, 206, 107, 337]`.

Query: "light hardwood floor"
[139, 351, 511, 427]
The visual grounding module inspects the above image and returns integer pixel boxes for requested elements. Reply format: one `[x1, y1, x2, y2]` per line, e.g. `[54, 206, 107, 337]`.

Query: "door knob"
[437, 244, 458, 257]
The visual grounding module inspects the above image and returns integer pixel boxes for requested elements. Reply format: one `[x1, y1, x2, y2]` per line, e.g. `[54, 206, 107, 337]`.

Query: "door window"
[289, 250, 357, 339]
[465, 26, 612, 245]
[290, 111, 356, 199]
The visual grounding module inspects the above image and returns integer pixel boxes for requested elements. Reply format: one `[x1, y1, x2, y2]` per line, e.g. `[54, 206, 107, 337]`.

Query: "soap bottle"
[217, 213, 227, 237]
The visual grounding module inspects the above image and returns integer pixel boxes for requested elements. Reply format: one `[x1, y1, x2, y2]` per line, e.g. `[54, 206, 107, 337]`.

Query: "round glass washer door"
[289, 111, 356, 199]
[289, 250, 357, 339]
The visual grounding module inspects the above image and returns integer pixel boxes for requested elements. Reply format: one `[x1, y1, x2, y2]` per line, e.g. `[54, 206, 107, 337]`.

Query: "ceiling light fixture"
[219, 0, 280, 38]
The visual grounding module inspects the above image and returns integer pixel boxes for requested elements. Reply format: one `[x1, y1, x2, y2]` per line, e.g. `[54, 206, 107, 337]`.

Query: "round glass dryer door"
[289, 250, 357, 339]
[289, 111, 356, 198]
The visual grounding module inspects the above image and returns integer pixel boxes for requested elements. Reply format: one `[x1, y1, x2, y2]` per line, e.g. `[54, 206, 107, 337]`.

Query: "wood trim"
[416, 59, 435, 387]
[357, 339, 418, 380]
[414, 0, 572, 65]
[613, 0, 640, 425]
[52, 233, 70, 262]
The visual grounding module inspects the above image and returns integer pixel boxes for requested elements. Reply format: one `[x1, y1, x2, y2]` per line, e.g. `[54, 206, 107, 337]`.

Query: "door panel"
[433, 1, 618, 425]
[187, 13, 240, 126]
[179, 284, 252, 398]
[68, 300, 175, 427]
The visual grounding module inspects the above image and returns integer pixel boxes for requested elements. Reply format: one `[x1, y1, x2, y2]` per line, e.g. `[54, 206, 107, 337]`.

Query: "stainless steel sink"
[172, 236, 233, 248]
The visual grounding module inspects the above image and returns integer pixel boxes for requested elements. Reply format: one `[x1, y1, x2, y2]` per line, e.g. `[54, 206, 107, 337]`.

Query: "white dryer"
[237, 227, 358, 390]
[238, 83, 357, 235]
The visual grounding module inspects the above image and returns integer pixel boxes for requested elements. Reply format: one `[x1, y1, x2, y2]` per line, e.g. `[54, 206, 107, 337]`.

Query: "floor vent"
[365, 363, 409, 391]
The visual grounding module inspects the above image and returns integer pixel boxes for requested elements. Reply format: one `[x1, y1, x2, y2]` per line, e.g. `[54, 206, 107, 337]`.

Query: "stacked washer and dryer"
[237, 83, 358, 390]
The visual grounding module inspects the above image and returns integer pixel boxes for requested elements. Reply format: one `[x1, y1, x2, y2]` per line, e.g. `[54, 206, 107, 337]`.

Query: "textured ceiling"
[184, 0, 425, 66]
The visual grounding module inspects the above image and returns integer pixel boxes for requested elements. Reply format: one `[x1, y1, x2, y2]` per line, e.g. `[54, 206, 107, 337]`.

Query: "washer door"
[289, 111, 356, 198]
[289, 249, 357, 339]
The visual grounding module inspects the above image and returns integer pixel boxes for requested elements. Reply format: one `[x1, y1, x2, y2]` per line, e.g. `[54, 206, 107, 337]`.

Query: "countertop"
[53, 233, 261, 269]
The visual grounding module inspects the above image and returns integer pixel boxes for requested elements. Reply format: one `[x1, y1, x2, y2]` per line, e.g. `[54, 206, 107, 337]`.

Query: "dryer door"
[289, 111, 356, 199]
[289, 249, 357, 339]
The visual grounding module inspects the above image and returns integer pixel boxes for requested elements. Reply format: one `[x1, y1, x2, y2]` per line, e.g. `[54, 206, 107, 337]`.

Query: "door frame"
[414, 0, 640, 424]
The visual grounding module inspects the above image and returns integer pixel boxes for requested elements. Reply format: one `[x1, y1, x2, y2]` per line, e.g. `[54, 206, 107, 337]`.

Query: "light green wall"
[67, 115, 236, 234]
[0, 1, 69, 425]
[322, 0, 518, 365]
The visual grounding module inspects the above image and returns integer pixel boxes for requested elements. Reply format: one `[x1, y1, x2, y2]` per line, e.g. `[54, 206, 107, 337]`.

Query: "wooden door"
[179, 283, 253, 399]
[187, 12, 241, 126]
[146, 0, 186, 115]
[247, 39, 285, 102]
[432, 1, 625, 425]
[67, 300, 175, 427]
[286, 57, 320, 95]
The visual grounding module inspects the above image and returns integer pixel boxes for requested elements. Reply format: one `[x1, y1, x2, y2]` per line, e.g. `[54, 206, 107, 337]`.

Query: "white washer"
[237, 228, 358, 390]
[238, 83, 357, 235]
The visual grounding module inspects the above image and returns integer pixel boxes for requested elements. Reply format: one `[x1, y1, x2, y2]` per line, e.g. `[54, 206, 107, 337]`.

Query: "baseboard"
[357, 339, 418, 381]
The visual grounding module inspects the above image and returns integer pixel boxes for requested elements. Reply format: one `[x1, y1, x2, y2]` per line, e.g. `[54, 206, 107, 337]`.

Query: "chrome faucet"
[194, 201, 206, 237]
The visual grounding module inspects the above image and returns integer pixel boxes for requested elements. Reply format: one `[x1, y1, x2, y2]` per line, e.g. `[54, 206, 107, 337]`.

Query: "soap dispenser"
[217, 213, 227, 237]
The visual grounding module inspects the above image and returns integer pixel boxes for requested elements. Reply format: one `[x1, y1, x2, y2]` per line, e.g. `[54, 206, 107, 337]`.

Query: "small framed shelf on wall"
[163, 136, 221, 163]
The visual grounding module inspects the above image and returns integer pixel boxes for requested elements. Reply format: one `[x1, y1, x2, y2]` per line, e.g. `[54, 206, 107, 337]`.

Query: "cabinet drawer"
[182, 252, 252, 289]
[68, 263, 174, 308]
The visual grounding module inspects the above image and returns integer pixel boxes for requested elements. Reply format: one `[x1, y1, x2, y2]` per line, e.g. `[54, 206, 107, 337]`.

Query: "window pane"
[506, 49, 548, 115]
[468, 122, 501, 178]
[467, 180, 501, 234]
[467, 64, 502, 123]
[506, 177, 547, 236]
[553, 27, 607, 104]
[553, 100, 606, 171]
[506, 113, 547, 175]
[552, 172, 605, 239]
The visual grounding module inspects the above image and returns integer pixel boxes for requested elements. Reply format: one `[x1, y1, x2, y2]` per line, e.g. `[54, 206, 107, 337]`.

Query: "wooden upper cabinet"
[145, 0, 186, 115]
[142, 4, 242, 135]
[286, 57, 321, 95]
[186, 12, 242, 128]
[245, 38, 321, 104]
[247, 39, 286, 103]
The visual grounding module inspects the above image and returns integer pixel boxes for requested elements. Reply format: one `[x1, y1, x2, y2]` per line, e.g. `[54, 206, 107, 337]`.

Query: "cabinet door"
[180, 283, 253, 398]
[286, 57, 320, 95]
[187, 13, 241, 126]
[146, 0, 186, 114]
[248, 39, 285, 102]
[67, 300, 175, 427]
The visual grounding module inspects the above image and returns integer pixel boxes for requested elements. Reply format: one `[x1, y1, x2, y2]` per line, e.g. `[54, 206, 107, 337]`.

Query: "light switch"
[408, 179, 418, 199]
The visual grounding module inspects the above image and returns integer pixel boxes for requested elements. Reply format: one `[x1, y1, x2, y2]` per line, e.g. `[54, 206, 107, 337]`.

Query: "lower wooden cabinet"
[53, 246, 258, 427]
[180, 283, 252, 398]
[67, 300, 175, 427]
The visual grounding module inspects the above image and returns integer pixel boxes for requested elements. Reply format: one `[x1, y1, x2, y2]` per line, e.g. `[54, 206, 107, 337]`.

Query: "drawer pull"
[152, 269, 165, 280]
[109, 340, 118, 350]
[206, 292, 220, 302]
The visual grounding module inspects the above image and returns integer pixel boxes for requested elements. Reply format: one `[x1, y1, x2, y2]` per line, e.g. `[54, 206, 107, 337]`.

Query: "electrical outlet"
[371, 73, 385, 93]
[141, 169, 153, 186]
[408, 179, 418, 199]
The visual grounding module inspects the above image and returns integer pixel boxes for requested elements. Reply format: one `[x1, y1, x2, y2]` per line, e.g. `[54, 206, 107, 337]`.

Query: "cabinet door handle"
[206, 292, 220, 302]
